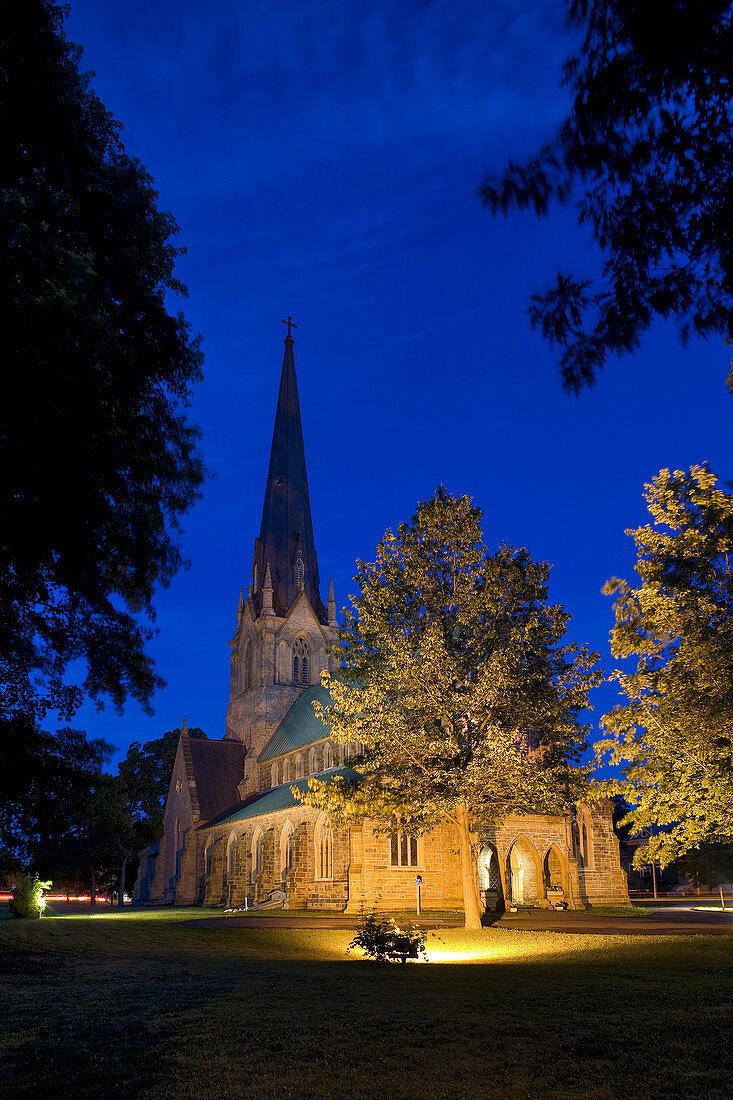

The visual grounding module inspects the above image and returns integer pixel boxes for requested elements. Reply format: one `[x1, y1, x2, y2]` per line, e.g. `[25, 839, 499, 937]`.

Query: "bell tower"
[225, 323, 339, 796]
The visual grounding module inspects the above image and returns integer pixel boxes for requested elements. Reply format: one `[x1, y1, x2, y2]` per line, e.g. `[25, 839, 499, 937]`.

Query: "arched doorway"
[477, 844, 503, 910]
[544, 847, 564, 890]
[506, 838, 539, 906]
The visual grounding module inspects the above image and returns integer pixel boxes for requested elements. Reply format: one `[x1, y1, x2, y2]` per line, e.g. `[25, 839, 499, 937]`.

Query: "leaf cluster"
[9, 872, 52, 919]
[598, 464, 733, 865]
[479, 1, 733, 392]
[0, 718, 112, 877]
[348, 910, 427, 964]
[1, 1, 205, 733]
[300, 487, 600, 832]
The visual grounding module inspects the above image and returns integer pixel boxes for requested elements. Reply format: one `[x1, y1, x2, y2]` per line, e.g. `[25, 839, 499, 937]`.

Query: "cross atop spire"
[281, 315, 297, 340]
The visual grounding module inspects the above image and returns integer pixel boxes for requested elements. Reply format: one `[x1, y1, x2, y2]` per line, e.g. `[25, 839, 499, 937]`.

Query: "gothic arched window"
[294, 558, 304, 587]
[204, 836, 215, 877]
[293, 637, 310, 685]
[226, 832, 237, 877]
[281, 821, 295, 883]
[251, 827, 264, 883]
[315, 815, 334, 880]
[241, 637, 251, 693]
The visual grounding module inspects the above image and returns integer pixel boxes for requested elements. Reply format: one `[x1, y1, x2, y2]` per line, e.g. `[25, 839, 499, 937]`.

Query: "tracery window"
[478, 845, 500, 890]
[294, 558, 304, 587]
[292, 636, 310, 684]
[390, 831, 419, 868]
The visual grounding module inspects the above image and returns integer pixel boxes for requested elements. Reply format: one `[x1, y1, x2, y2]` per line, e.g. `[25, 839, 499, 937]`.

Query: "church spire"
[252, 323, 326, 622]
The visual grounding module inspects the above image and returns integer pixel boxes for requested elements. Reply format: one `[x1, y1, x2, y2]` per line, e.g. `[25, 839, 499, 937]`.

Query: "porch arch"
[506, 836, 542, 906]
[543, 844, 568, 897]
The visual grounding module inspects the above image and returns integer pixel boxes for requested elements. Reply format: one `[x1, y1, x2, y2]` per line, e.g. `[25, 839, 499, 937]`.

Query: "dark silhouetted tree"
[480, 1, 733, 393]
[1, 1, 204, 738]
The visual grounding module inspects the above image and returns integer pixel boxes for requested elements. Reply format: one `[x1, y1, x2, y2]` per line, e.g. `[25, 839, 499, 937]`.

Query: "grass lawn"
[1, 907, 731, 1099]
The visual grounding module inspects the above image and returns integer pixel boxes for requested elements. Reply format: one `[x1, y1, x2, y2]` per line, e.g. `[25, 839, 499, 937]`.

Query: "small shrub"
[348, 911, 427, 964]
[10, 874, 52, 919]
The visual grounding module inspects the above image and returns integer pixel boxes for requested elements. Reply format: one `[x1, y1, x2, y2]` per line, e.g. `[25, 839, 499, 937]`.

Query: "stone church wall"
[345, 821, 464, 913]
[483, 801, 629, 910]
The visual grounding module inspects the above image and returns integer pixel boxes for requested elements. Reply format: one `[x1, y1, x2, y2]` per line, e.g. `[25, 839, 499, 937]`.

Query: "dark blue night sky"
[64, 0, 731, 763]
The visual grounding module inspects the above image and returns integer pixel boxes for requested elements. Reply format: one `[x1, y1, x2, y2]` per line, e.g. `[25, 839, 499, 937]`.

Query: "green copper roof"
[213, 767, 360, 826]
[259, 681, 333, 762]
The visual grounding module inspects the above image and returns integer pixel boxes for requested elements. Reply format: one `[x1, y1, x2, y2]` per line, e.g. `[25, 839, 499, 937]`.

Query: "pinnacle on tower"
[261, 561, 275, 616]
[251, 325, 327, 621]
[327, 577, 338, 628]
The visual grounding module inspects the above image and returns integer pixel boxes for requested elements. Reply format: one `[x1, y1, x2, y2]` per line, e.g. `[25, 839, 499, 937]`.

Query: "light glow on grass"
[423, 933, 540, 964]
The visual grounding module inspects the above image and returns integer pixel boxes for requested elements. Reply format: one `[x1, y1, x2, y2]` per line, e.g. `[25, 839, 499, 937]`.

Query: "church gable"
[273, 590, 332, 686]
[187, 737, 245, 820]
[164, 730, 198, 826]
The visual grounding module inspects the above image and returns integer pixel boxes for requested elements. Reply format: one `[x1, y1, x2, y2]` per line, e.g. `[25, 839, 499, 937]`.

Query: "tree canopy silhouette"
[480, 1, 733, 393]
[1, 1, 204, 733]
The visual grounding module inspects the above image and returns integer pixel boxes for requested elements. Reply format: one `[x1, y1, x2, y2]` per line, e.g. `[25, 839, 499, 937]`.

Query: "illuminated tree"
[598, 465, 733, 867]
[298, 488, 600, 929]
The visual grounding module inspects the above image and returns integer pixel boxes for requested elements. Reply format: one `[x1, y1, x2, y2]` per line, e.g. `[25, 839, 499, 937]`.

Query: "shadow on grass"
[1, 918, 732, 1099]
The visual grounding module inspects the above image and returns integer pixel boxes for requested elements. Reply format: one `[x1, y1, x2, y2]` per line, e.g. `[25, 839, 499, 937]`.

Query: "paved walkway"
[491, 905, 733, 936]
[187, 903, 733, 935]
[186, 914, 463, 930]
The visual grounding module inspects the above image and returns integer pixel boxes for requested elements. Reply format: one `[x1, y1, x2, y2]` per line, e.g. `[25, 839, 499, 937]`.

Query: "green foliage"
[298, 487, 600, 927]
[302, 487, 600, 830]
[0, 724, 111, 876]
[10, 872, 51, 918]
[598, 464, 733, 866]
[2, 913, 733, 1098]
[675, 844, 733, 890]
[480, 1, 733, 392]
[348, 911, 427, 964]
[0, 1, 204, 735]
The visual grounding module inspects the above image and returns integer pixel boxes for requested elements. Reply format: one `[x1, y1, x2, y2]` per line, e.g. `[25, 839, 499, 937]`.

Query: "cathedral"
[135, 329, 629, 912]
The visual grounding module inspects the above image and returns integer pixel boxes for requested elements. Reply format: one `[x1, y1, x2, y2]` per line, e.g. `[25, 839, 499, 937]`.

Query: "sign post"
[416, 874, 422, 916]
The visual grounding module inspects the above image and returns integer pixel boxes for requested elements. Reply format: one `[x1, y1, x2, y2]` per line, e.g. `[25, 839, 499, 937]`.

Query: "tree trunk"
[90, 867, 97, 909]
[454, 801, 483, 930]
[118, 854, 128, 907]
